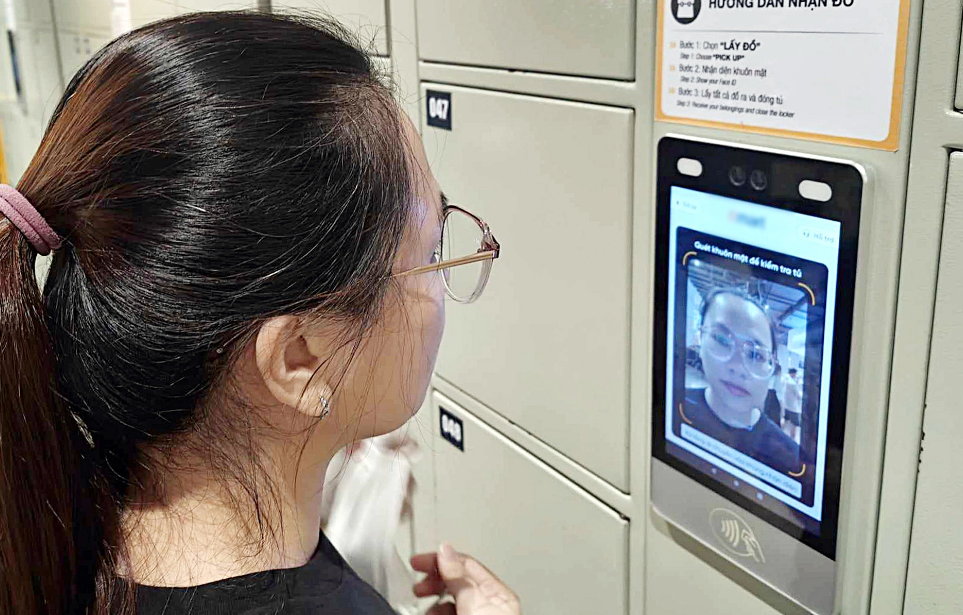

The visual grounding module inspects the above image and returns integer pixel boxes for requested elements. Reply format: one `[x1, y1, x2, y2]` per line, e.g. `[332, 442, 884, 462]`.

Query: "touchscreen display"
[663, 186, 841, 539]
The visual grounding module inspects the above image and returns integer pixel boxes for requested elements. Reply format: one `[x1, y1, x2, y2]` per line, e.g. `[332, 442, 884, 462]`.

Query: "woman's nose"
[727, 354, 748, 378]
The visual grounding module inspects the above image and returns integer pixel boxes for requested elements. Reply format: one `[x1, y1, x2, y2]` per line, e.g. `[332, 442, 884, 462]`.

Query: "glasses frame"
[393, 205, 501, 303]
[699, 325, 777, 380]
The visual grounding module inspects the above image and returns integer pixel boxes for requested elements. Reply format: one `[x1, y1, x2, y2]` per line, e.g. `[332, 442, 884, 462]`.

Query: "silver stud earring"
[319, 394, 331, 420]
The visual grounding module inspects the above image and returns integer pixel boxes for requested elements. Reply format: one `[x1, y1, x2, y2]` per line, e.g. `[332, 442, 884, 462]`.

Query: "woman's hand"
[411, 544, 521, 615]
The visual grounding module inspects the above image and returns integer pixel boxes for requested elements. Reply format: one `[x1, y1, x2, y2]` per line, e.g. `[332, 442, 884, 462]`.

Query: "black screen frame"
[651, 136, 863, 559]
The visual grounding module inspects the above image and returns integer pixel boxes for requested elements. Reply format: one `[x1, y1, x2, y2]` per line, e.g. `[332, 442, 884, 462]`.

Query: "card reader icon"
[710, 508, 766, 563]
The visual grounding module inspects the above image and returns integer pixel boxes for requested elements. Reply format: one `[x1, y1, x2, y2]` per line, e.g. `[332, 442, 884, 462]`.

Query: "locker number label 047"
[426, 90, 452, 130]
[439, 407, 464, 451]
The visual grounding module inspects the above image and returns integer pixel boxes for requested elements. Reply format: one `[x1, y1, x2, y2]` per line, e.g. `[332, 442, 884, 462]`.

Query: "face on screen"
[699, 293, 775, 419]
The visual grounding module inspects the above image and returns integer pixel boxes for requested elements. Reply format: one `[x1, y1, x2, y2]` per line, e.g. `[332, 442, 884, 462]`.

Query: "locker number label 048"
[439, 407, 464, 451]
[426, 90, 452, 130]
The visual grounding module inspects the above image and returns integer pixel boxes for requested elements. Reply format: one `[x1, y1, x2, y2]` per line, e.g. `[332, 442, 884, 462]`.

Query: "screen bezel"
[651, 136, 862, 559]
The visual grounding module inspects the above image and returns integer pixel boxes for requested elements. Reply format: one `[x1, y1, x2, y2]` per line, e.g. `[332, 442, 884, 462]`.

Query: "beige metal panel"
[57, 29, 112, 84]
[903, 152, 963, 614]
[50, 0, 115, 34]
[407, 394, 438, 556]
[13, 0, 54, 27]
[626, 3, 657, 615]
[56, 31, 84, 84]
[432, 391, 629, 615]
[432, 375, 633, 518]
[415, 0, 634, 80]
[645, 514, 792, 615]
[270, 0, 388, 56]
[71, 0, 113, 34]
[957, 30, 963, 111]
[0, 11, 16, 103]
[50, 0, 80, 32]
[868, 0, 947, 612]
[129, 0, 180, 28]
[421, 83, 634, 490]
[0, 105, 40, 183]
[418, 61, 638, 109]
[177, 0, 259, 12]
[25, 26, 63, 130]
[385, 0, 419, 127]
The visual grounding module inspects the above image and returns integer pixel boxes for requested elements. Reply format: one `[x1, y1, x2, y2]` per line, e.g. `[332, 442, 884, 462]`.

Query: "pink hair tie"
[0, 184, 62, 255]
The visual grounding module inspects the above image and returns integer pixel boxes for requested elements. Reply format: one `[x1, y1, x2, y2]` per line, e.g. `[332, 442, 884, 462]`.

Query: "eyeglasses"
[700, 325, 775, 380]
[394, 205, 500, 304]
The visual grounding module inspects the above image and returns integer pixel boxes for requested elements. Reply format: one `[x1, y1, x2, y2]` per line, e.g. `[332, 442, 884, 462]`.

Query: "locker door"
[432, 391, 628, 615]
[422, 84, 634, 491]
[270, 0, 388, 56]
[903, 152, 963, 614]
[415, 0, 635, 80]
[177, 0, 259, 12]
[29, 27, 62, 129]
[129, 0, 180, 29]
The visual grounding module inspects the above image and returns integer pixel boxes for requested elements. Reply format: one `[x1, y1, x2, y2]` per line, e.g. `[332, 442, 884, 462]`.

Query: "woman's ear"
[254, 316, 333, 418]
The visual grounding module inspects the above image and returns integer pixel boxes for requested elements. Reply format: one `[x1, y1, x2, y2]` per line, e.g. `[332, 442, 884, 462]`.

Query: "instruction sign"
[657, 0, 911, 150]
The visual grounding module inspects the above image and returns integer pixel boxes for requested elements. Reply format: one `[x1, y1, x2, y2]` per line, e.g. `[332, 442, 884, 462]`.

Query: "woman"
[682, 289, 801, 474]
[0, 12, 516, 615]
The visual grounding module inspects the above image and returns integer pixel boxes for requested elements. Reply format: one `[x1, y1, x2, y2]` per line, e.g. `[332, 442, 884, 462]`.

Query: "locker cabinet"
[422, 84, 634, 491]
[175, 1, 259, 13]
[12, 0, 54, 27]
[270, 0, 389, 56]
[645, 524, 784, 615]
[415, 0, 635, 80]
[20, 27, 62, 130]
[903, 152, 963, 614]
[432, 391, 629, 615]
[57, 31, 110, 84]
[128, 1, 180, 29]
[957, 35, 963, 111]
[53, 0, 112, 34]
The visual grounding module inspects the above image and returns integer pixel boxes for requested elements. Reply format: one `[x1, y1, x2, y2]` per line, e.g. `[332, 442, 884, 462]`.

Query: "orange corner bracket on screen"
[798, 283, 816, 306]
[679, 403, 694, 425]
[788, 464, 807, 478]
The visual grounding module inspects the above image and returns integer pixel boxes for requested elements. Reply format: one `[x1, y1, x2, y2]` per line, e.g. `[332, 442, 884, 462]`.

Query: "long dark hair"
[0, 12, 413, 615]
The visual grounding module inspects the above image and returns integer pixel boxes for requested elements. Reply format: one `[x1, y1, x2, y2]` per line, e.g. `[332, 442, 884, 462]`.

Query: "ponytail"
[0, 226, 99, 614]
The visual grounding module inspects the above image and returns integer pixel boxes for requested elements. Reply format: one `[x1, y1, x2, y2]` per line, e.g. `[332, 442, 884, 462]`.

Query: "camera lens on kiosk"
[750, 169, 768, 191]
[729, 166, 747, 187]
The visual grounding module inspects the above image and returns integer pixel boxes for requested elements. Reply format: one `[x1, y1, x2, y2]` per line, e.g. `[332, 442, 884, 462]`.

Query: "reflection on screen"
[664, 187, 841, 533]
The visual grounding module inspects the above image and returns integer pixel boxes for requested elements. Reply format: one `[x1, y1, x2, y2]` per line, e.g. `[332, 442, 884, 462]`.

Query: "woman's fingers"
[413, 573, 447, 598]
[435, 543, 473, 598]
[411, 552, 439, 573]
[412, 551, 446, 597]
[415, 544, 521, 613]
[425, 602, 457, 615]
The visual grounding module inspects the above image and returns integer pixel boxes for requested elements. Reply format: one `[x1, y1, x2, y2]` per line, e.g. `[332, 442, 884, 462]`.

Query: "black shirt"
[682, 387, 801, 475]
[136, 532, 396, 615]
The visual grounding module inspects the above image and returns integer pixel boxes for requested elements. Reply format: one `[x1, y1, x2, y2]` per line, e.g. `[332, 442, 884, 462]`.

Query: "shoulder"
[757, 415, 794, 440]
[752, 416, 800, 461]
[136, 534, 396, 615]
[138, 575, 395, 615]
[684, 388, 709, 411]
[683, 388, 716, 423]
